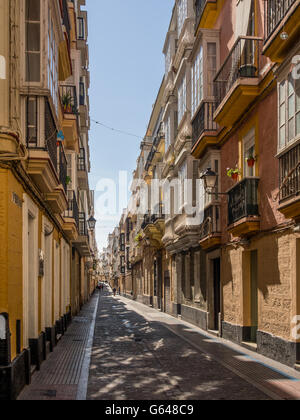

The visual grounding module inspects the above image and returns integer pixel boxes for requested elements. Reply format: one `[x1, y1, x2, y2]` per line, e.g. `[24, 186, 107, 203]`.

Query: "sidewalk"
[18, 293, 99, 400]
[118, 295, 300, 401]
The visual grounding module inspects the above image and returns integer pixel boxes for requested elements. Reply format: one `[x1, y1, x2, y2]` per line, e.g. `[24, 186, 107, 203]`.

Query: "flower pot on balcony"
[231, 173, 239, 181]
[239, 64, 257, 78]
[247, 158, 255, 168]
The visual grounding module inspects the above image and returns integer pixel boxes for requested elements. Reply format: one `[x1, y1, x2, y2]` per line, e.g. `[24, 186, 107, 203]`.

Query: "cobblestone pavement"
[87, 289, 289, 401]
[18, 293, 98, 400]
[19, 287, 300, 400]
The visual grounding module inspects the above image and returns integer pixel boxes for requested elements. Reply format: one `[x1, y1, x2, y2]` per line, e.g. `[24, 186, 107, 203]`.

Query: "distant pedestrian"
[118, 287, 121, 295]
[113, 288, 116, 296]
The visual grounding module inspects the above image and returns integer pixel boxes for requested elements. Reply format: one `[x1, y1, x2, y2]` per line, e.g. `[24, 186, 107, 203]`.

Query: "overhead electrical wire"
[91, 118, 144, 140]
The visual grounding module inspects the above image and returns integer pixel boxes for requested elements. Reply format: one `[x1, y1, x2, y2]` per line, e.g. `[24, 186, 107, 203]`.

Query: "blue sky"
[86, 0, 174, 251]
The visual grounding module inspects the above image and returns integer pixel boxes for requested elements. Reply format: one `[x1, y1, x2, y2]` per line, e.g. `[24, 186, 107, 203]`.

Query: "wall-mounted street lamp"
[87, 216, 97, 231]
[200, 168, 228, 196]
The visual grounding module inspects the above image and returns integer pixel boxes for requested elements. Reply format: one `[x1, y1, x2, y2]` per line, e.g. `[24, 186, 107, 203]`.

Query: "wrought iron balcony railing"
[265, 0, 298, 40]
[65, 190, 79, 227]
[214, 37, 263, 108]
[192, 101, 218, 147]
[58, 144, 68, 193]
[279, 142, 300, 202]
[60, 85, 78, 115]
[200, 204, 221, 239]
[228, 178, 259, 226]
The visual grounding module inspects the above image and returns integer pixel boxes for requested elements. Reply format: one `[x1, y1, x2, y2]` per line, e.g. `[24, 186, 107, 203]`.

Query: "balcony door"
[250, 250, 258, 343]
[243, 127, 256, 178]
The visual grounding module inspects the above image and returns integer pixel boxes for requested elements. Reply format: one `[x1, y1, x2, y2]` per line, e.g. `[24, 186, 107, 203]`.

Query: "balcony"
[60, 85, 79, 152]
[142, 206, 165, 248]
[228, 178, 260, 237]
[191, 101, 219, 159]
[73, 212, 90, 256]
[195, 0, 218, 32]
[214, 37, 263, 127]
[199, 204, 221, 250]
[278, 142, 300, 221]
[27, 101, 68, 213]
[263, 0, 300, 63]
[63, 190, 79, 241]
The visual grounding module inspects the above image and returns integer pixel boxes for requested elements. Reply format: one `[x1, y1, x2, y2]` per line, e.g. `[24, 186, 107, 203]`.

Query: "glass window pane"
[280, 81, 285, 105]
[26, 22, 40, 51]
[26, 0, 40, 21]
[289, 94, 295, 119]
[26, 53, 40, 82]
[296, 112, 300, 136]
[280, 103, 285, 126]
[289, 118, 295, 142]
[279, 126, 286, 149]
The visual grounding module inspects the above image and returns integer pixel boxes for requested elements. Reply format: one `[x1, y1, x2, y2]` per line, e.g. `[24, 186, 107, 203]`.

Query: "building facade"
[101, 0, 300, 369]
[0, 0, 97, 399]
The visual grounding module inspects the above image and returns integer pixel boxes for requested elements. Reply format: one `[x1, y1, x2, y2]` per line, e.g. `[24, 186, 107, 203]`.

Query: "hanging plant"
[66, 176, 72, 185]
[227, 168, 240, 181]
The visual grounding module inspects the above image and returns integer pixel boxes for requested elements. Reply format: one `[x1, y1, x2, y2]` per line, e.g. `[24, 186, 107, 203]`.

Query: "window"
[165, 41, 171, 75]
[243, 127, 256, 178]
[26, 96, 38, 147]
[165, 115, 171, 150]
[78, 17, 85, 40]
[80, 79, 85, 106]
[48, 12, 58, 113]
[207, 43, 217, 97]
[25, 0, 41, 82]
[178, 162, 187, 207]
[178, 77, 187, 124]
[279, 75, 300, 150]
[177, 0, 187, 37]
[191, 47, 203, 117]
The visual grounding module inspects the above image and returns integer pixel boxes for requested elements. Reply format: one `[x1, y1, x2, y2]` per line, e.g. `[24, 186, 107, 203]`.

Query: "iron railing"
[265, 0, 298, 40]
[200, 204, 221, 239]
[45, 100, 58, 171]
[228, 178, 259, 225]
[65, 190, 79, 227]
[214, 37, 263, 108]
[141, 213, 152, 230]
[192, 101, 218, 147]
[59, 85, 78, 115]
[151, 203, 165, 224]
[279, 142, 300, 202]
[58, 144, 68, 193]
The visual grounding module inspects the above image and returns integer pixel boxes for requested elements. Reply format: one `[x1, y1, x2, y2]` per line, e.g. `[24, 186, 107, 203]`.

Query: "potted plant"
[62, 91, 72, 113]
[239, 62, 257, 78]
[66, 176, 72, 186]
[227, 168, 240, 181]
[246, 155, 256, 168]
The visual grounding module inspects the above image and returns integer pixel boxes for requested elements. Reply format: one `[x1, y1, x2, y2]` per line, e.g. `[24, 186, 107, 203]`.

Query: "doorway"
[250, 250, 258, 343]
[213, 258, 221, 332]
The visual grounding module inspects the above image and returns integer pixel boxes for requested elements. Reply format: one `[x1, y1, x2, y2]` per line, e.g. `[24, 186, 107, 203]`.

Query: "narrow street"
[19, 286, 300, 401]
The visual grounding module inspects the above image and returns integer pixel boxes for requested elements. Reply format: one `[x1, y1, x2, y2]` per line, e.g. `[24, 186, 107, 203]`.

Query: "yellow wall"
[0, 169, 24, 360]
